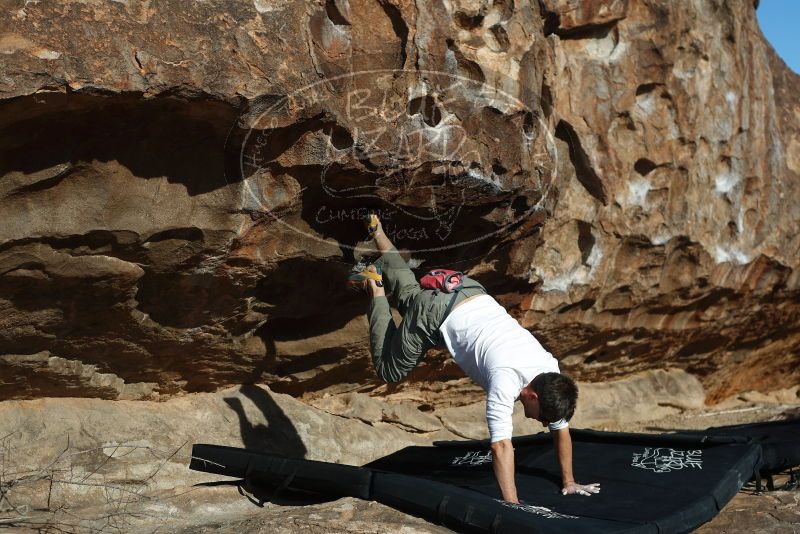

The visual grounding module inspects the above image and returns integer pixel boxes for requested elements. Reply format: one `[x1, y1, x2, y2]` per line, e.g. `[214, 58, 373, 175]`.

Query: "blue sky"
[756, 0, 799, 73]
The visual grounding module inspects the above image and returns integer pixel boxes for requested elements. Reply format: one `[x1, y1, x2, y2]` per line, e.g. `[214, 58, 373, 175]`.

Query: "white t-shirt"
[439, 294, 568, 443]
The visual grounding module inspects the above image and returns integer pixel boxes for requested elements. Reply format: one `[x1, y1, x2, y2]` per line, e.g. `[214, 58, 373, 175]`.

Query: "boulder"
[0, 0, 797, 404]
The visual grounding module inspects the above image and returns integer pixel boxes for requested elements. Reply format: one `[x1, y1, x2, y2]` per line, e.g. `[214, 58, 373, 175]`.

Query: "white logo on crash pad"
[498, 500, 579, 519]
[451, 450, 493, 466]
[632, 448, 703, 473]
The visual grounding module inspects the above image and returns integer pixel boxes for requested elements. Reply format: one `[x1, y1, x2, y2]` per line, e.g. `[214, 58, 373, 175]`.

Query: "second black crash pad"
[190, 419, 799, 533]
[697, 418, 800, 474]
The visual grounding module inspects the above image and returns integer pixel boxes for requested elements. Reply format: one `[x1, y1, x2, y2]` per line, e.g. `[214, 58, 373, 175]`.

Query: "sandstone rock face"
[0, 0, 798, 402]
[524, 0, 800, 402]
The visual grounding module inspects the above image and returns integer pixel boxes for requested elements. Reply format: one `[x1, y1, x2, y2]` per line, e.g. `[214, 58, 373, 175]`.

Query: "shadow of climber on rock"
[224, 385, 308, 459]
[222, 386, 328, 506]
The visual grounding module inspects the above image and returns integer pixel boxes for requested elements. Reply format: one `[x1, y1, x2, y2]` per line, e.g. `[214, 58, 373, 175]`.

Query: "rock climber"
[349, 214, 600, 503]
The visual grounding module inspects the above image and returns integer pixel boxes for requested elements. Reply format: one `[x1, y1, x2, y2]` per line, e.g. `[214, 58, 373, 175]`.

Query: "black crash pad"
[699, 418, 800, 474]
[190, 420, 799, 533]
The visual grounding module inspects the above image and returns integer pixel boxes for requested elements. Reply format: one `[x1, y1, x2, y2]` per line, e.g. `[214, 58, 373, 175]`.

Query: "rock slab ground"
[0, 370, 797, 533]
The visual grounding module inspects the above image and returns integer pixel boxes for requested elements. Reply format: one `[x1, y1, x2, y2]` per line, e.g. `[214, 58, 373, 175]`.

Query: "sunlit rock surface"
[0, 373, 796, 532]
[0, 0, 798, 403]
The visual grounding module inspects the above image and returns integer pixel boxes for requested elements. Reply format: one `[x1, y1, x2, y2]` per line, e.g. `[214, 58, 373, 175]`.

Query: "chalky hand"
[561, 482, 601, 496]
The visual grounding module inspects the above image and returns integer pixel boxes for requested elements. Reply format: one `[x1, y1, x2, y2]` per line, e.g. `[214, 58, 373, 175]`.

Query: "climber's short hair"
[530, 372, 578, 423]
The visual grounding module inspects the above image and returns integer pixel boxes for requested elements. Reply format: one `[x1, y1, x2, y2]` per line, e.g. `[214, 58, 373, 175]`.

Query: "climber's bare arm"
[553, 427, 601, 496]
